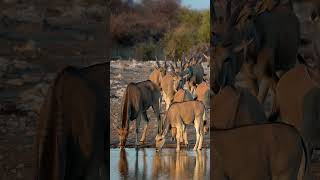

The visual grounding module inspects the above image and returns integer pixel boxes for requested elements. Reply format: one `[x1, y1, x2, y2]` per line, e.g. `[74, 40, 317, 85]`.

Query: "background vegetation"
[110, 0, 209, 60]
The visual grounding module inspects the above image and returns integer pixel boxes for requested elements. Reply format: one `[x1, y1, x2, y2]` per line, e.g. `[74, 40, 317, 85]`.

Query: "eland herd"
[212, 0, 320, 179]
[117, 55, 211, 152]
[33, 0, 320, 179]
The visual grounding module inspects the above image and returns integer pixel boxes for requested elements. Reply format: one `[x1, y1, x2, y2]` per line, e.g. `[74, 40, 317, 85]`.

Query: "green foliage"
[161, 8, 210, 60]
[111, 0, 209, 60]
[198, 10, 210, 42]
[133, 40, 158, 61]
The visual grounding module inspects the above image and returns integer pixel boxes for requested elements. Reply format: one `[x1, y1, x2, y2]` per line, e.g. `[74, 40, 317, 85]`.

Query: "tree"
[161, 8, 209, 60]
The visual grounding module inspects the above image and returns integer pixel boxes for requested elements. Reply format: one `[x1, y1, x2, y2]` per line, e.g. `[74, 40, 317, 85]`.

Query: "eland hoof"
[139, 140, 145, 145]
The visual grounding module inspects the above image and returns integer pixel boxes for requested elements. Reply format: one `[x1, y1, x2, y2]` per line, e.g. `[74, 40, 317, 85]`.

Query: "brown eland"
[149, 57, 167, 88]
[194, 81, 212, 109]
[171, 88, 194, 144]
[211, 0, 300, 109]
[160, 68, 183, 110]
[268, 21, 320, 177]
[212, 123, 308, 180]
[180, 57, 205, 86]
[211, 86, 267, 130]
[35, 63, 108, 180]
[155, 101, 205, 152]
[210, 40, 268, 130]
[270, 64, 320, 179]
[172, 88, 194, 103]
[118, 80, 161, 148]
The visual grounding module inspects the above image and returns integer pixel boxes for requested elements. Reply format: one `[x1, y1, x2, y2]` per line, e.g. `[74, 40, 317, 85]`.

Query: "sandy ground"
[109, 60, 211, 148]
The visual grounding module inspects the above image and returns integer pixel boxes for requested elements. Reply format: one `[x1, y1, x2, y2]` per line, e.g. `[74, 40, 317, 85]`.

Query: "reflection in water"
[118, 149, 128, 177]
[110, 148, 210, 180]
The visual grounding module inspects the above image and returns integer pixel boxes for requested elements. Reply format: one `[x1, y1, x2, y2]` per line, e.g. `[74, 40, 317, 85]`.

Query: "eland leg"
[171, 127, 177, 142]
[165, 98, 171, 110]
[183, 131, 189, 147]
[176, 128, 182, 152]
[180, 125, 185, 143]
[135, 113, 142, 149]
[181, 125, 188, 145]
[194, 118, 200, 151]
[198, 118, 204, 151]
[152, 101, 162, 134]
[139, 112, 149, 145]
[162, 92, 171, 110]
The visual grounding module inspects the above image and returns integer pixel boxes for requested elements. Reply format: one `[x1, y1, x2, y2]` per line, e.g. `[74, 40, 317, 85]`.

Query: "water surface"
[110, 148, 210, 180]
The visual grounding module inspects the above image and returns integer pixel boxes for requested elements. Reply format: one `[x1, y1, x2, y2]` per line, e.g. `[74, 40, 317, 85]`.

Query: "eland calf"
[171, 88, 194, 144]
[155, 101, 205, 152]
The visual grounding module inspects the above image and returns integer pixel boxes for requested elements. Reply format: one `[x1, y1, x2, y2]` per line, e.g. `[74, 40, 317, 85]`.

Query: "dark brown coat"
[118, 80, 161, 148]
[212, 123, 307, 180]
[35, 63, 108, 180]
[212, 1, 300, 106]
[211, 86, 267, 130]
[274, 64, 320, 178]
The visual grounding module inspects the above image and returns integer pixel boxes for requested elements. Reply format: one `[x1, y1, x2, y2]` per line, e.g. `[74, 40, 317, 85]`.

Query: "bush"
[161, 8, 209, 60]
[133, 41, 157, 61]
[110, 0, 209, 60]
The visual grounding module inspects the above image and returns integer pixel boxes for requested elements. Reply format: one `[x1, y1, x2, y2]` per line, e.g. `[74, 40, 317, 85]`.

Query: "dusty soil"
[109, 60, 211, 149]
